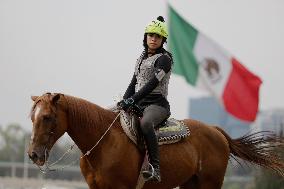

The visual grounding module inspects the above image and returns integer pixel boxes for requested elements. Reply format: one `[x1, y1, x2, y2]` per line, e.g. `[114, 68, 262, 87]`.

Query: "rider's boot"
[142, 128, 161, 182]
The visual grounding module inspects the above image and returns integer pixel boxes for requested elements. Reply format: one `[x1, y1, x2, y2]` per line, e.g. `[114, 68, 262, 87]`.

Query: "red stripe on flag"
[222, 58, 262, 122]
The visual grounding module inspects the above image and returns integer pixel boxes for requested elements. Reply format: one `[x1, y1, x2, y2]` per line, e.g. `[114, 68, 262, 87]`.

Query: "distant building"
[251, 109, 284, 136]
[189, 96, 250, 138]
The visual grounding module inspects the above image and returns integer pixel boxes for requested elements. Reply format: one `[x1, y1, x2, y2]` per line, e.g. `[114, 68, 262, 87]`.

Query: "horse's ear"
[31, 96, 38, 101]
[52, 93, 61, 104]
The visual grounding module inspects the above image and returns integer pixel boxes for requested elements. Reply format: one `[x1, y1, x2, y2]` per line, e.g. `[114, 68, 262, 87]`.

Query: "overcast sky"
[1, 0, 284, 131]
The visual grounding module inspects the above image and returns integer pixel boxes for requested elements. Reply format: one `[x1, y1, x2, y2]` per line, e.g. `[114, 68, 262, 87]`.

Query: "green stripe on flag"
[168, 5, 199, 85]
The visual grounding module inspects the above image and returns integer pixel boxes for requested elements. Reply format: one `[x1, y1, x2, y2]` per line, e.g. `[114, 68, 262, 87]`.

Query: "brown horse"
[27, 93, 284, 189]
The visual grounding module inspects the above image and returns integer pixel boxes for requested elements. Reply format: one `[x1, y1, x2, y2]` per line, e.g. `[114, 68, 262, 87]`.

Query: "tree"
[0, 124, 26, 162]
[254, 169, 284, 189]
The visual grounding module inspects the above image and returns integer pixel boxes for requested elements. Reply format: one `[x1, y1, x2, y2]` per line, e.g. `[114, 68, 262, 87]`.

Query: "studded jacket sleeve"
[131, 54, 172, 103]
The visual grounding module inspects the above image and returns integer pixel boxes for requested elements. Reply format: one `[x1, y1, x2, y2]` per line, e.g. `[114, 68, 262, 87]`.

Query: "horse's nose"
[29, 151, 38, 162]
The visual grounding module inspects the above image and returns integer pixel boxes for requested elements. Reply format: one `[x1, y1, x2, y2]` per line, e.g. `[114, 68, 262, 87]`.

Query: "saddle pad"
[156, 118, 190, 145]
[120, 111, 190, 145]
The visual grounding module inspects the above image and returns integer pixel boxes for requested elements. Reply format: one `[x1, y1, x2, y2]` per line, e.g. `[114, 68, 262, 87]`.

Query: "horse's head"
[27, 93, 67, 166]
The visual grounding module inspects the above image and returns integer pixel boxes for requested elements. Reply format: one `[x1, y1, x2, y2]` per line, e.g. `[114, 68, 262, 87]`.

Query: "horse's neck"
[64, 96, 119, 154]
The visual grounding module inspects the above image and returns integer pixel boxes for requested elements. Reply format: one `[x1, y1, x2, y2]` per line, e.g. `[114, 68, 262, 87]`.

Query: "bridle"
[32, 102, 60, 173]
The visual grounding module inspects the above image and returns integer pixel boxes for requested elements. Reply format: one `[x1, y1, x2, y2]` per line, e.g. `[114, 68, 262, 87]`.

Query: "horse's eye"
[42, 116, 53, 122]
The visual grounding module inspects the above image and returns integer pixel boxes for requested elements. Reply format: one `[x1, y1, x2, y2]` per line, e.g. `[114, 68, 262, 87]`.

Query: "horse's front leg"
[80, 156, 136, 189]
[80, 156, 97, 189]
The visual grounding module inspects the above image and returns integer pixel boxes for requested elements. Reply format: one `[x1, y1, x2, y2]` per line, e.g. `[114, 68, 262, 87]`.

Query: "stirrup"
[142, 163, 161, 182]
[142, 163, 154, 180]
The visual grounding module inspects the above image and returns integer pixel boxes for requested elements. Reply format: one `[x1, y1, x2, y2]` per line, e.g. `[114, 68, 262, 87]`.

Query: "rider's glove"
[117, 98, 134, 112]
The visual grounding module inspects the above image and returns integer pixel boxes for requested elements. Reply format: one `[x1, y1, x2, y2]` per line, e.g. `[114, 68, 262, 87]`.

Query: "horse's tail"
[214, 126, 284, 177]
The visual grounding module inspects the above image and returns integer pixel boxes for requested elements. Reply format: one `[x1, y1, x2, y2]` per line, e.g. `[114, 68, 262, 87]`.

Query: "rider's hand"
[117, 98, 134, 112]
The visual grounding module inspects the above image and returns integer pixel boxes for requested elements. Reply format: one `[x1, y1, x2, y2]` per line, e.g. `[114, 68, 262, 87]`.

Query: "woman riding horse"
[27, 16, 284, 189]
[117, 16, 173, 182]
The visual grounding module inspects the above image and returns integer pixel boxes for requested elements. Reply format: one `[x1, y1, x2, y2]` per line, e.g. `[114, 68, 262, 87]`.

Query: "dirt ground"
[0, 177, 88, 189]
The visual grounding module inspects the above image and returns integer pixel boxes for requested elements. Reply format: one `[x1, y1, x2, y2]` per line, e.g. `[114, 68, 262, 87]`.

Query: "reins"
[36, 112, 121, 173]
[81, 112, 121, 157]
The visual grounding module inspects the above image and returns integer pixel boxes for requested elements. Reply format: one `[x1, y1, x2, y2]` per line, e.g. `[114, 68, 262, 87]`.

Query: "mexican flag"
[168, 6, 262, 122]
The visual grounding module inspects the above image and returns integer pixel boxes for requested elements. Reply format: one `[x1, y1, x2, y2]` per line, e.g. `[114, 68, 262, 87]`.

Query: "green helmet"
[145, 16, 168, 38]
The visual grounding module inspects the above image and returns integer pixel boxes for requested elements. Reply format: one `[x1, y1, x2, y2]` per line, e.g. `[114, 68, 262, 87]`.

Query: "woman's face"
[147, 33, 163, 51]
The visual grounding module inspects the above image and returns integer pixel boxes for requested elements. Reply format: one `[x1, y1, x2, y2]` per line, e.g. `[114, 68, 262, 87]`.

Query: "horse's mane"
[63, 95, 118, 129]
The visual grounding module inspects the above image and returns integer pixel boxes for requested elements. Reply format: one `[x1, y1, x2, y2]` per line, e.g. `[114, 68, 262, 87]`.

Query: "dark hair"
[143, 16, 167, 55]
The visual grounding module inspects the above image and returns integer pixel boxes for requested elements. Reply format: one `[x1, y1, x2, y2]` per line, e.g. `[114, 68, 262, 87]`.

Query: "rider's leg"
[139, 105, 170, 182]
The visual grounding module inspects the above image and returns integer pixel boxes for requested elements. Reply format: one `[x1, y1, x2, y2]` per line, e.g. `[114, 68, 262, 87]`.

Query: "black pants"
[140, 105, 170, 169]
[140, 105, 170, 133]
